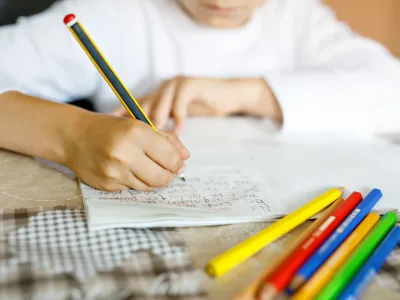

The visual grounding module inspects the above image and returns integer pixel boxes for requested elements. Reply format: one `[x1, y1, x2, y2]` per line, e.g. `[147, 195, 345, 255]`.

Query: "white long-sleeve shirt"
[1, 0, 400, 136]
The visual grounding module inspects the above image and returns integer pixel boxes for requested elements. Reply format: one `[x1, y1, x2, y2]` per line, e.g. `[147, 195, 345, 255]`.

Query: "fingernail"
[177, 164, 186, 175]
[183, 148, 190, 159]
[175, 125, 184, 135]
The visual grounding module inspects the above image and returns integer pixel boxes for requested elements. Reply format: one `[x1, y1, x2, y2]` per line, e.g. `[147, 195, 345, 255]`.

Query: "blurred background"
[1, 0, 399, 58]
[0, 0, 96, 110]
[1, 0, 399, 110]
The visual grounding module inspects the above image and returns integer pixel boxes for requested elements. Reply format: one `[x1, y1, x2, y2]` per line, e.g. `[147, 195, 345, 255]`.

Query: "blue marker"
[338, 226, 400, 300]
[288, 188, 382, 293]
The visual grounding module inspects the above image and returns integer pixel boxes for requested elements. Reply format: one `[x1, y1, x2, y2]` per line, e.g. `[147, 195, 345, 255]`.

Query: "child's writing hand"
[111, 77, 282, 133]
[65, 113, 189, 192]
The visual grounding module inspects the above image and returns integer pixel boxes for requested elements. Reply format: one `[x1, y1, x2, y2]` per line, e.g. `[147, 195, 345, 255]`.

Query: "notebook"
[81, 117, 400, 231]
[82, 148, 286, 230]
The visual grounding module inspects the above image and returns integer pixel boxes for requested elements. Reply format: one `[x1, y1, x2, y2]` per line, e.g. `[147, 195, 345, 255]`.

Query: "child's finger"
[160, 130, 190, 160]
[118, 169, 152, 191]
[129, 152, 176, 187]
[151, 81, 176, 129]
[188, 102, 213, 115]
[172, 82, 192, 132]
[140, 97, 153, 117]
[136, 126, 185, 176]
[110, 106, 127, 116]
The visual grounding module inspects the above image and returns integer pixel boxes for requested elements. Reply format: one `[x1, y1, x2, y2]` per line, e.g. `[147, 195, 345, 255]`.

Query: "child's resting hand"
[65, 113, 189, 192]
[111, 77, 282, 133]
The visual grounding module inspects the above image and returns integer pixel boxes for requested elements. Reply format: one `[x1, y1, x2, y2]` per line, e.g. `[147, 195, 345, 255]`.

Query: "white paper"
[248, 141, 400, 212]
[179, 117, 400, 212]
[82, 149, 284, 229]
[82, 117, 400, 230]
[83, 151, 280, 213]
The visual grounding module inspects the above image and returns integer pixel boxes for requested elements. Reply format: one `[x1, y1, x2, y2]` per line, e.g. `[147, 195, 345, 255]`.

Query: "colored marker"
[290, 188, 382, 290]
[258, 192, 363, 299]
[337, 225, 400, 300]
[234, 199, 344, 300]
[316, 211, 398, 300]
[292, 212, 380, 300]
[206, 187, 344, 277]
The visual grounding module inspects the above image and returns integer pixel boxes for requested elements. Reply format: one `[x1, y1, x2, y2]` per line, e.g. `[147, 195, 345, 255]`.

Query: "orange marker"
[292, 212, 380, 300]
[258, 192, 363, 299]
[235, 199, 344, 300]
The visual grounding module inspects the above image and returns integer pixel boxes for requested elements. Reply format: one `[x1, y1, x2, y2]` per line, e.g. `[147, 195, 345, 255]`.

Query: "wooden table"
[0, 149, 398, 299]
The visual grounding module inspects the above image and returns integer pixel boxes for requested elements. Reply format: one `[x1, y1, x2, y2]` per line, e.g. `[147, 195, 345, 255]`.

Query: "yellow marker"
[293, 212, 380, 300]
[206, 187, 344, 277]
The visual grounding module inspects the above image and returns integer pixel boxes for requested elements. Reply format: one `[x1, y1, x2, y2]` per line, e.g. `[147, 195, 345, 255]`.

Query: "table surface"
[0, 149, 398, 300]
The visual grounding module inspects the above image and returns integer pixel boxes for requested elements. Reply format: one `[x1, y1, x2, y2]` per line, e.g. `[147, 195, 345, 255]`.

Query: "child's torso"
[92, 0, 297, 112]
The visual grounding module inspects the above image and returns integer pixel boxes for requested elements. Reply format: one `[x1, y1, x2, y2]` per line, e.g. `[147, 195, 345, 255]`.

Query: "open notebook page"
[82, 149, 286, 230]
[83, 117, 400, 230]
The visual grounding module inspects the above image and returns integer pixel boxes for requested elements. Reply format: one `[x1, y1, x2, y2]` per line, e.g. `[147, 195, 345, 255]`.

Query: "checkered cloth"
[0, 206, 206, 300]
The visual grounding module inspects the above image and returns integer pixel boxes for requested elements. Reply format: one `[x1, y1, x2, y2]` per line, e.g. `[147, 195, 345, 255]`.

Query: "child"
[0, 0, 400, 191]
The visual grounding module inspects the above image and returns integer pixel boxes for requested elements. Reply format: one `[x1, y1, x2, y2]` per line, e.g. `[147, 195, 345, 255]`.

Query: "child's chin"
[201, 16, 248, 29]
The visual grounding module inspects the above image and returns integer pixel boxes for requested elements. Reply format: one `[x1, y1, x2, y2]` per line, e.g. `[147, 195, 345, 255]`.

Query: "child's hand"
[140, 77, 246, 132]
[111, 77, 282, 133]
[65, 113, 189, 192]
[110, 77, 282, 133]
[110, 77, 241, 125]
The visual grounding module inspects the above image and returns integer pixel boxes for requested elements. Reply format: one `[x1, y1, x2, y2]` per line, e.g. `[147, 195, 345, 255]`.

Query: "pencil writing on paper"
[81, 157, 275, 214]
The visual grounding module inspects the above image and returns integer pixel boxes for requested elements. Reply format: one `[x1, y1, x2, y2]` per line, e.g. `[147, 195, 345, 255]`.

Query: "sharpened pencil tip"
[288, 276, 305, 294]
[258, 284, 278, 300]
[177, 173, 186, 182]
[337, 187, 345, 193]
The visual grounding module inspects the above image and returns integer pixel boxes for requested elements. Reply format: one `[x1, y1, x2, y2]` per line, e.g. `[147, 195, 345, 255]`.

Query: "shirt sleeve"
[266, 0, 400, 136]
[0, 0, 106, 102]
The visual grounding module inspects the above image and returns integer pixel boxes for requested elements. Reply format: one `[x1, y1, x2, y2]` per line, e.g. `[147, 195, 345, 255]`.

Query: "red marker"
[258, 191, 363, 300]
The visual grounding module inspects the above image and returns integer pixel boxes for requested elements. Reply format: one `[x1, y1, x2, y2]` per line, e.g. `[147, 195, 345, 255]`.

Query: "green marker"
[315, 211, 398, 300]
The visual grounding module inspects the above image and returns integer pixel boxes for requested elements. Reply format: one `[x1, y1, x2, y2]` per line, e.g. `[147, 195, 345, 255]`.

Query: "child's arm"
[0, 91, 189, 191]
[263, 0, 400, 136]
[0, 91, 79, 163]
[0, 0, 150, 106]
[0, 1, 100, 103]
[111, 77, 283, 133]
[125, 0, 400, 136]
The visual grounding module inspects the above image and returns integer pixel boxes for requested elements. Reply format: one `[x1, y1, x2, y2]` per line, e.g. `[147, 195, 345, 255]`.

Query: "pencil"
[315, 211, 398, 300]
[337, 225, 400, 300]
[258, 192, 363, 299]
[234, 198, 344, 300]
[63, 14, 186, 180]
[291, 188, 382, 289]
[292, 212, 380, 300]
[63, 14, 156, 128]
[206, 187, 344, 277]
